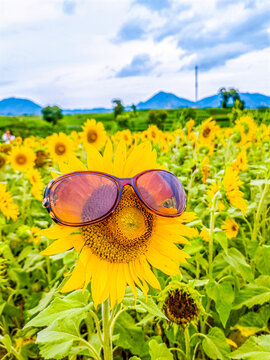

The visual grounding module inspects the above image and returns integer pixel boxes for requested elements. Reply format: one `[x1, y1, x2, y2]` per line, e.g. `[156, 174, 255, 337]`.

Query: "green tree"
[219, 88, 230, 108]
[131, 104, 137, 116]
[42, 106, 63, 125]
[112, 99, 124, 118]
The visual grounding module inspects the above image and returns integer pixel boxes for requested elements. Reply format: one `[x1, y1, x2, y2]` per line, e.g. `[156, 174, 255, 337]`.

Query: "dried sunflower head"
[159, 281, 203, 329]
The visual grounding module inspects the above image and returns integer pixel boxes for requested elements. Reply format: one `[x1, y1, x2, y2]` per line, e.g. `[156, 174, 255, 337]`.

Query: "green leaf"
[233, 284, 270, 310]
[27, 283, 58, 317]
[202, 327, 230, 360]
[38, 338, 74, 359]
[254, 246, 270, 275]
[149, 339, 174, 360]
[0, 334, 12, 353]
[25, 290, 90, 328]
[206, 281, 234, 327]
[215, 230, 228, 251]
[113, 312, 145, 357]
[229, 334, 270, 359]
[223, 248, 253, 282]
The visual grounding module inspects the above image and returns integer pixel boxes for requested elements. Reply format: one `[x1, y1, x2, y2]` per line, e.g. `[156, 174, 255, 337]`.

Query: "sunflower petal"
[38, 225, 76, 239]
[40, 236, 74, 255]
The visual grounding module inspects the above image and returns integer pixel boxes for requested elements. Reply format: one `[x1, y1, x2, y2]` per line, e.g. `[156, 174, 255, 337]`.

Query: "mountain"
[137, 91, 195, 110]
[0, 92, 269, 116]
[196, 93, 270, 109]
[0, 97, 42, 115]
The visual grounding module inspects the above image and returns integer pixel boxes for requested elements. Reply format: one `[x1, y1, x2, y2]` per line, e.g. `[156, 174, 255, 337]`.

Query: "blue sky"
[0, 0, 269, 108]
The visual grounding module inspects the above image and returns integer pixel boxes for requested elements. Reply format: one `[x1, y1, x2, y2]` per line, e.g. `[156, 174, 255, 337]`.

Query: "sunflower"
[26, 168, 45, 201]
[147, 125, 161, 145]
[0, 183, 19, 221]
[81, 119, 107, 150]
[116, 129, 133, 146]
[221, 218, 239, 239]
[0, 155, 6, 169]
[199, 117, 216, 145]
[0, 144, 11, 154]
[200, 228, 209, 242]
[8, 145, 35, 172]
[201, 156, 210, 183]
[231, 149, 248, 172]
[159, 281, 202, 328]
[223, 166, 248, 215]
[46, 133, 75, 163]
[207, 181, 225, 211]
[39, 142, 197, 307]
[35, 150, 48, 168]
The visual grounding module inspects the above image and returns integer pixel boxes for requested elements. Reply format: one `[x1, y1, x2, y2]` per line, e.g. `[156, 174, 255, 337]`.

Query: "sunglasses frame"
[42, 168, 186, 227]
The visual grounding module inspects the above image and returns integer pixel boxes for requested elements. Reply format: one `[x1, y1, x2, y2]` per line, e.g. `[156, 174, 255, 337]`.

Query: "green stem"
[184, 328, 191, 360]
[102, 299, 113, 360]
[170, 347, 187, 359]
[186, 169, 199, 211]
[208, 192, 218, 279]
[88, 309, 103, 345]
[46, 257, 51, 284]
[251, 180, 270, 243]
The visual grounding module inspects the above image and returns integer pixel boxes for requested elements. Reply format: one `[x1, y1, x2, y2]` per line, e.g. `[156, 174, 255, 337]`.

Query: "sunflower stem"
[208, 191, 219, 279]
[102, 299, 113, 360]
[251, 179, 270, 244]
[184, 327, 191, 360]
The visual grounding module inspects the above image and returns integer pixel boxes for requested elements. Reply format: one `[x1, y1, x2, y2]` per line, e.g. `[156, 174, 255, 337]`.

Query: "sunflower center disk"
[87, 130, 98, 143]
[15, 155, 27, 165]
[55, 143, 66, 155]
[81, 187, 155, 263]
[164, 290, 199, 328]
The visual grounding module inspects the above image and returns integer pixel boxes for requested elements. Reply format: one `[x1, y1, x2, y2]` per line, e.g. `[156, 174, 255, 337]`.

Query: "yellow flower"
[81, 119, 107, 150]
[200, 228, 209, 242]
[231, 149, 248, 172]
[221, 218, 239, 239]
[8, 145, 35, 172]
[199, 117, 216, 145]
[116, 129, 133, 146]
[147, 125, 161, 145]
[0, 154, 7, 169]
[187, 119, 195, 135]
[46, 133, 75, 163]
[207, 180, 225, 211]
[40, 142, 197, 307]
[15, 136, 23, 145]
[27, 169, 45, 201]
[201, 156, 210, 184]
[0, 183, 19, 221]
[174, 129, 184, 141]
[223, 166, 248, 215]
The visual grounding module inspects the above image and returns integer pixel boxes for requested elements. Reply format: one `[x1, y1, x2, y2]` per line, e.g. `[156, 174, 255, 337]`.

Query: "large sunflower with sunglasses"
[40, 141, 197, 307]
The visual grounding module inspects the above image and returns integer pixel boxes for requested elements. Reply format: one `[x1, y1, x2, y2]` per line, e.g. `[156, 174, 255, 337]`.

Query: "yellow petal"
[40, 236, 74, 255]
[103, 140, 113, 174]
[91, 259, 109, 306]
[61, 259, 85, 292]
[38, 225, 76, 239]
[113, 141, 126, 177]
[86, 145, 104, 172]
[116, 264, 127, 304]
[123, 263, 137, 303]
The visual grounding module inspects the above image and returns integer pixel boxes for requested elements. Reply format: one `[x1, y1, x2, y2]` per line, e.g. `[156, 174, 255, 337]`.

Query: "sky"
[0, 0, 270, 108]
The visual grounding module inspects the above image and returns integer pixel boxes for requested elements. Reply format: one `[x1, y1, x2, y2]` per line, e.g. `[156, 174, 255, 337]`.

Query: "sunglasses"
[42, 169, 186, 227]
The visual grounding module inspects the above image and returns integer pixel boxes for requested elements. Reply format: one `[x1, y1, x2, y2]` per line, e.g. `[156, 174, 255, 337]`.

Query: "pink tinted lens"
[136, 170, 186, 215]
[49, 173, 118, 224]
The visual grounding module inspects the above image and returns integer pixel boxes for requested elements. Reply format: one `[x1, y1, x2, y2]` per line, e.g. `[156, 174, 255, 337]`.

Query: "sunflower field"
[0, 112, 270, 360]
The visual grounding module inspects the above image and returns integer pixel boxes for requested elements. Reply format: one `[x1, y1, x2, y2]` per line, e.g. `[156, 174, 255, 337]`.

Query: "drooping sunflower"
[81, 119, 107, 150]
[207, 181, 225, 211]
[46, 133, 75, 163]
[159, 281, 203, 329]
[231, 149, 248, 172]
[8, 145, 35, 172]
[223, 166, 248, 215]
[40, 142, 197, 307]
[221, 218, 239, 239]
[0, 183, 19, 221]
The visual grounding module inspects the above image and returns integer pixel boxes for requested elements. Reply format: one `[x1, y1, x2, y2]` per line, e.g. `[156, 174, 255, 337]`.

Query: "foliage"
[112, 99, 124, 118]
[42, 106, 63, 125]
[0, 110, 270, 359]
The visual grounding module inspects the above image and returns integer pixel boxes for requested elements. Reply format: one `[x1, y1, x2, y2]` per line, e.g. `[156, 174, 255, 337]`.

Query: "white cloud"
[0, 0, 269, 108]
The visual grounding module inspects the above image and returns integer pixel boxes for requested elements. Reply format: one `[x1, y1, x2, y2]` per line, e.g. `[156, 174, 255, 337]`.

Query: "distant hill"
[0, 97, 42, 115]
[137, 91, 194, 110]
[0, 92, 269, 116]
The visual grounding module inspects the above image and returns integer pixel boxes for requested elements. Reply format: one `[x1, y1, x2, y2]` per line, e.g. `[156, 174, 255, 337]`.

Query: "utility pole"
[195, 65, 198, 106]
